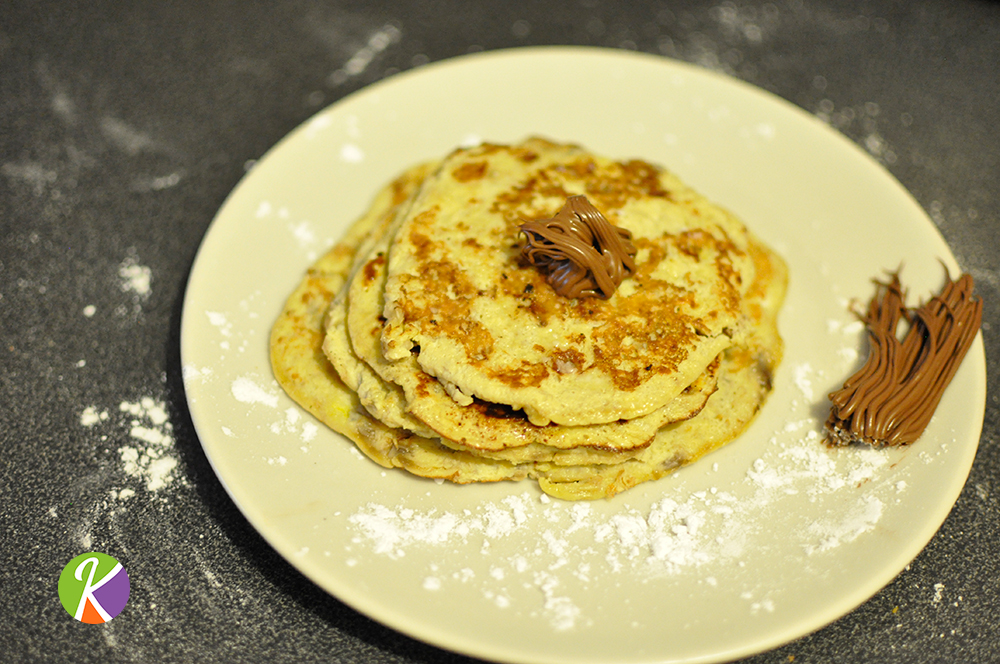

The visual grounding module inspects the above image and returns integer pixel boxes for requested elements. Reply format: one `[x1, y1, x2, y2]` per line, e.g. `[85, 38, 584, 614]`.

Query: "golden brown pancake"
[380, 138, 758, 426]
[326, 204, 719, 464]
[270, 138, 787, 499]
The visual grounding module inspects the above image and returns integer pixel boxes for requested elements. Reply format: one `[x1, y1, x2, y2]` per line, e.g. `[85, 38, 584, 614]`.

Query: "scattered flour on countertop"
[269, 407, 318, 447]
[290, 220, 318, 246]
[80, 406, 109, 427]
[305, 114, 331, 139]
[249, 202, 329, 257]
[225, 375, 319, 448]
[182, 364, 214, 383]
[460, 133, 484, 148]
[932, 582, 945, 605]
[117, 398, 179, 492]
[118, 254, 151, 298]
[79, 397, 182, 494]
[792, 362, 817, 402]
[327, 23, 402, 87]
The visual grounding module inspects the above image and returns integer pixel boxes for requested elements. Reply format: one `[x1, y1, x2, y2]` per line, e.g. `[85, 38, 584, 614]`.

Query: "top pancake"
[380, 138, 758, 426]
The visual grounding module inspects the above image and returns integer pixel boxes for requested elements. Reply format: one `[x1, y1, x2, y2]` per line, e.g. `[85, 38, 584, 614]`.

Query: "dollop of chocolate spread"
[825, 270, 982, 448]
[518, 195, 637, 299]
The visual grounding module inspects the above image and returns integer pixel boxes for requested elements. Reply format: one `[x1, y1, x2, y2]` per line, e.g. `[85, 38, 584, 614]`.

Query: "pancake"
[273, 232, 783, 497]
[535, 240, 787, 500]
[270, 138, 788, 500]
[270, 166, 536, 485]
[327, 209, 719, 464]
[379, 138, 758, 426]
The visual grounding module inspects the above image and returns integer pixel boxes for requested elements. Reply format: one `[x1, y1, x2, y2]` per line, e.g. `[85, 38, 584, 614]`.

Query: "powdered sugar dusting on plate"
[231, 376, 279, 407]
[341, 365, 912, 631]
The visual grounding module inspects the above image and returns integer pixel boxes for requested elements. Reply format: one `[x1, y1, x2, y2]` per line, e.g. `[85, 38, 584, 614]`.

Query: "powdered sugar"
[80, 406, 109, 427]
[182, 208, 930, 639]
[79, 397, 182, 494]
[804, 494, 885, 555]
[340, 143, 365, 163]
[342, 396, 909, 631]
[117, 398, 179, 492]
[118, 254, 152, 298]
[231, 376, 280, 407]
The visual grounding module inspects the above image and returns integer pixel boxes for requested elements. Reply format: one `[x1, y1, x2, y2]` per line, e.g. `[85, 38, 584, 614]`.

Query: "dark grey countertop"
[2, 1, 997, 662]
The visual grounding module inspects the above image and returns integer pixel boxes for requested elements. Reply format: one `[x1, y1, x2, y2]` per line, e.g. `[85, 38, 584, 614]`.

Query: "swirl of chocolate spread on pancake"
[825, 270, 982, 448]
[518, 195, 637, 299]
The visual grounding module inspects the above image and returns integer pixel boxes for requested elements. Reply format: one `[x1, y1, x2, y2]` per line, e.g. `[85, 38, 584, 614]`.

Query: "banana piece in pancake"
[328, 208, 719, 464]
[379, 138, 757, 426]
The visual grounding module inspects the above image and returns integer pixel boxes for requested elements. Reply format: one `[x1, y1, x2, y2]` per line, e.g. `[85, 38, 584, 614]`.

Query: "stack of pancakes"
[270, 138, 787, 500]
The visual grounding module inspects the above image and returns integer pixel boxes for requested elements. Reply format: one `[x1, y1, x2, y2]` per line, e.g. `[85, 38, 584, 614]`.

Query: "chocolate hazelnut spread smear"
[826, 270, 982, 448]
[518, 195, 637, 299]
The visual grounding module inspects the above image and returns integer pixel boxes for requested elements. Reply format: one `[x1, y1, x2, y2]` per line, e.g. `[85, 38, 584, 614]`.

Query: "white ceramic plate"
[181, 47, 987, 664]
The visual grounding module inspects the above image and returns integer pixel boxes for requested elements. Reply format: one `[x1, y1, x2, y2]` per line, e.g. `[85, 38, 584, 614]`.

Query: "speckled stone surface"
[2, 1, 997, 662]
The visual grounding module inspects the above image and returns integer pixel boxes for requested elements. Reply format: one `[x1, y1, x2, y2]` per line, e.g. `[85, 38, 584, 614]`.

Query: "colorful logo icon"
[58, 552, 130, 623]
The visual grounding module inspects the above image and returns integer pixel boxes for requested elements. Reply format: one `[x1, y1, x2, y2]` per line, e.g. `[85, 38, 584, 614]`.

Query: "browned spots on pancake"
[526, 298, 552, 327]
[452, 160, 488, 182]
[662, 229, 745, 320]
[491, 173, 571, 224]
[590, 292, 699, 390]
[457, 319, 495, 362]
[329, 243, 357, 262]
[551, 348, 585, 374]
[499, 266, 560, 327]
[407, 207, 441, 260]
[413, 371, 435, 399]
[485, 227, 720, 392]
[494, 359, 550, 388]
[382, 162, 438, 213]
[298, 275, 336, 315]
[489, 156, 673, 233]
[469, 398, 530, 422]
[399, 201, 505, 364]
[362, 254, 385, 284]
[397, 255, 496, 364]
[586, 162, 669, 211]
[390, 173, 416, 205]
[514, 147, 539, 162]
[588, 284, 697, 389]
[510, 136, 558, 162]
[743, 241, 774, 323]
[548, 158, 672, 210]
[396, 143, 743, 396]
[674, 230, 711, 258]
